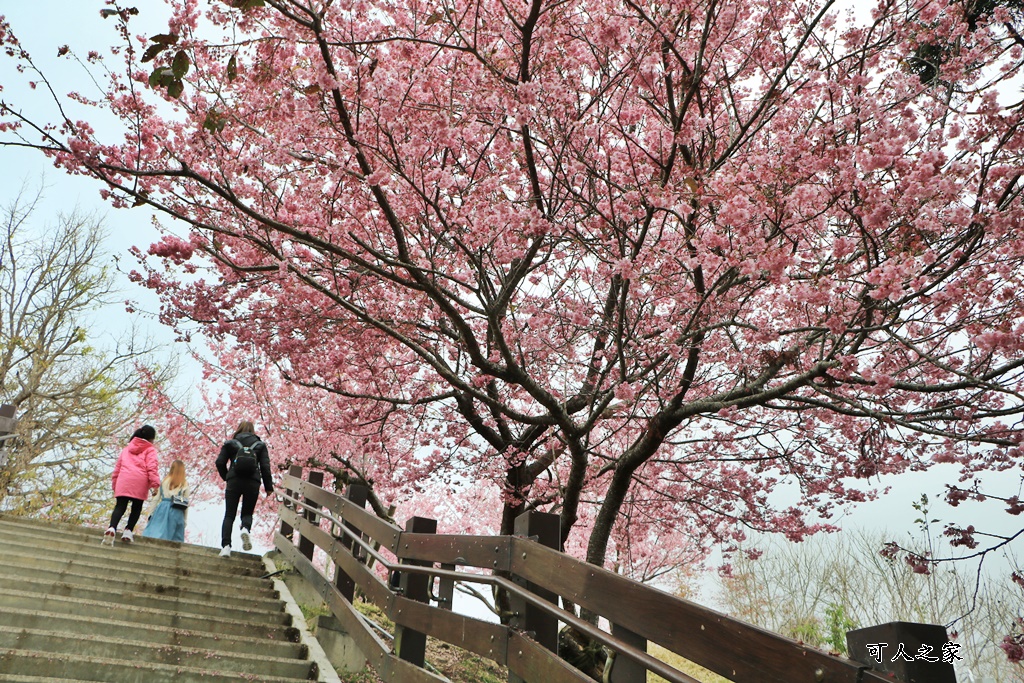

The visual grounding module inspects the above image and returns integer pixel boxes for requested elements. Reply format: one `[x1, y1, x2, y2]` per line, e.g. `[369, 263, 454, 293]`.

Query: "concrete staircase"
[0, 514, 326, 682]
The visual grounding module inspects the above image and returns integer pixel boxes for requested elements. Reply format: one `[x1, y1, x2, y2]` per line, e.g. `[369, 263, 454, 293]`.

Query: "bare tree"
[716, 527, 1024, 682]
[0, 186, 171, 523]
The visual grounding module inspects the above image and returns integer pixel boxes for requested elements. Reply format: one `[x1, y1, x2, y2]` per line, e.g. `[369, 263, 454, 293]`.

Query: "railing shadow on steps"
[275, 466, 951, 683]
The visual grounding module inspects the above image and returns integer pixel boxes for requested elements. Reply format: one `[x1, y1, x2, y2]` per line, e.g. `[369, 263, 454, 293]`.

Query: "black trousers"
[109, 496, 144, 532]
[221, 478, 260, 548]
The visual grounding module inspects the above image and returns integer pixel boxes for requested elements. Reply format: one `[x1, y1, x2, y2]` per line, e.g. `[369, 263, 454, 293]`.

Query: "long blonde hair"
[165, 459, 187, 490]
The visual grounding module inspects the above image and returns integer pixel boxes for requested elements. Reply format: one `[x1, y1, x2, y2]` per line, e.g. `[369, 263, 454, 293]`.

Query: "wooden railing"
[275, 467, 920, 683]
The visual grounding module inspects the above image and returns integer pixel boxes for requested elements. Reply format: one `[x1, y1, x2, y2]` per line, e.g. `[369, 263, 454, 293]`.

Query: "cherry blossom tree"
[139, 341, 421, 524]
[1, 0, 1023, 587]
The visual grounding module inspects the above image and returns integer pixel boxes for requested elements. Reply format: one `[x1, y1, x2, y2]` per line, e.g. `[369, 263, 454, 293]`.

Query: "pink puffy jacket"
[112, 437, 161, 500]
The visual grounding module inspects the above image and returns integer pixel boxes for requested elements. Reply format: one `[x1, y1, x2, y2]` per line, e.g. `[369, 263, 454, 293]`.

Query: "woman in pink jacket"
[102, 425, 161, 545]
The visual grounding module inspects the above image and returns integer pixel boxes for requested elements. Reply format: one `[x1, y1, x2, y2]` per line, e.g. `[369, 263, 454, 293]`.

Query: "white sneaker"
[101, 527, 115, 546]
[240, 528, 252, 552]
[219, 546, 231, 558]
[120, 529, 134, 544]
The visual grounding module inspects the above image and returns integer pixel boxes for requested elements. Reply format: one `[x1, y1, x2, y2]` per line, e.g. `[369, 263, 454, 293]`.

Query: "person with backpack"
[215, 420, 274, 557]
[142, 459, 190, 542]
[102, 425, 161, 545]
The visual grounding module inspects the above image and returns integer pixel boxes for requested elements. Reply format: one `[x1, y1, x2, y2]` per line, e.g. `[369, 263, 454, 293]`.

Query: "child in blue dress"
[142, 459, 189, 542]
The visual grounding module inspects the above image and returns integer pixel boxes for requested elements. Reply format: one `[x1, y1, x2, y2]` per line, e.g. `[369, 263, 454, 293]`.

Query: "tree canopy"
[1, 0, 1022, 579]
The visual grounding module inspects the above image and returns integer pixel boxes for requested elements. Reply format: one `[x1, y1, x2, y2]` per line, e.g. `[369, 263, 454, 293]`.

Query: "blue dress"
[142, 483, 187, 542]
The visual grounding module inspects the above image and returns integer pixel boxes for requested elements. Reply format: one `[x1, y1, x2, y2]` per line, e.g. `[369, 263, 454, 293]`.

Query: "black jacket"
[216, 432, 274, 493]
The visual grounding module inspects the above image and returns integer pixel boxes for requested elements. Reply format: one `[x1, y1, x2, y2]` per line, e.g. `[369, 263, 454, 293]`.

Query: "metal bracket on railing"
[602, 648, 618, 683]
[260, 569, 287, 580]
[427, 584, 451, 607]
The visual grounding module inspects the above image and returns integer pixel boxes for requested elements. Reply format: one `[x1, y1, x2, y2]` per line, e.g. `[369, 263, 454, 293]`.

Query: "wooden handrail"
[275, 472, 894, 683]
[278, 503, 704, 683]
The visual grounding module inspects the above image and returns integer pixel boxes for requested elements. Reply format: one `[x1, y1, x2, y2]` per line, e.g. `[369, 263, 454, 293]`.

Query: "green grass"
[647, 644, 731, 683]
[339, 598, 727, 683]
[299, 601, 331, 624]
[335, 599, 505, 683]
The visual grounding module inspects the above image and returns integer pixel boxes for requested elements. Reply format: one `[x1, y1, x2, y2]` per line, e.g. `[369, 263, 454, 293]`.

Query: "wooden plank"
[398, 534, 512, 571]
[506, 632, 593, 683]
[373, 651, 453, 683]
[296, 479, 402, 553]
[509, 539, 866, 683]
[392, 594, 508, 663]
[275, 533, 448, 683]
[275, 533, 388, 661]
[279, 507, 393, 608]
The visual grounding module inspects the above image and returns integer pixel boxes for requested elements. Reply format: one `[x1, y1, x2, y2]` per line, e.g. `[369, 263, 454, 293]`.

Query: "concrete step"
[0, 546, 276, 596]
[0, 649, 318, 682]
[3, 609, 308, 659]
[0, 626, 317, 680]
[0, 676, 97, 683]
[1, 573, 285, 623]
[0, 515, 333, 682]
[0, 518, 264, 565]
[0, 514, 253, 565]
[0, 563, 280, 611]
[0, 522, 265, 577]
[0, 588, 296, 638]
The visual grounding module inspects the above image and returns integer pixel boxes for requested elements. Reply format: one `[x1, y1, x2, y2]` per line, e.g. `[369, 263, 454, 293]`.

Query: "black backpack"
[230, 438, 263, 478]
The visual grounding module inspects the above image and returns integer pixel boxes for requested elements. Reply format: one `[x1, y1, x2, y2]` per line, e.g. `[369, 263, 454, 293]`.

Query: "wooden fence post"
[280, 464, 303, 542]
[299, 470, 324, 562]
[394, 515, 437, 668]
[0, 404, 14, 473]
[608, 623, 647, 683]
[509, 510, 560, 683]
[334, 483, 368, 603]
[0, 405, 15, 434]
[847, 621, 957, 683]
